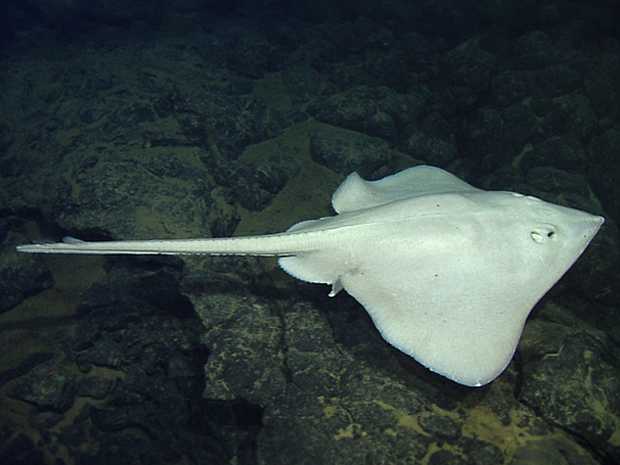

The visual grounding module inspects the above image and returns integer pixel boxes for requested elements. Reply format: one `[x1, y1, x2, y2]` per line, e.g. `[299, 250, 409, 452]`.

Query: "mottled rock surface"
[310, 124, 396, 176]
[0, 233, 53, 312]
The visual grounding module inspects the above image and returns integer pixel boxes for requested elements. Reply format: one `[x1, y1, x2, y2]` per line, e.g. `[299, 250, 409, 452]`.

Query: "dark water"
[1, 1, 619, 465]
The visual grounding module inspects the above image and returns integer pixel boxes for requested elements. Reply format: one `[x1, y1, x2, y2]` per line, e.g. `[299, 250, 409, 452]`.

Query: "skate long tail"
[16, 233, 319, 257]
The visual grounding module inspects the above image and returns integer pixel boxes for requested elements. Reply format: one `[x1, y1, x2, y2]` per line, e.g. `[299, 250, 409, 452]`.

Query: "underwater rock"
[491, 65, 581, 108]
[510, 437, 600, 465]
[522, 135, 586, 172]
[199, 292, 287, 403]
[195, 287, 604, 465]
[418, 413, 460, 439]
[462, 107, 505, 168]
[0, 220, 6, 244]
[546, 93, 597, 142]
[491, 57, 583, 107]
[487, 29, 584, 107]
[30, 264, 227, 465]
[404, 113, 458, 166]
[174, 90, 284, 159]
[308, 85, 427, 142]
[590, 127, 620, 224]
[225, 33, 285, 78]
[310, 124, 393, 177]
[54, 155, 214, 240]
[76, 376, 116, 400]
[199, 295, 435, 465]
[0, 119, 14, 155]
[0, 433, 46, 465]
[428, 450, 462, 465]
[464, 440, 504, 465]
[491, 70, 533, 107]
[0, 352, 54, 387]
[229, 156, 300, 211]
[463, 100, 546, 172]
[519, 319, 620, 463]
[525, 166, 598, 201]
[0, 237, 53, 312]
[585, 53, 620, 125]
[9, 359, 78, 413]
[440, 37, 497, 111]
[281, 65, 326, 105]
